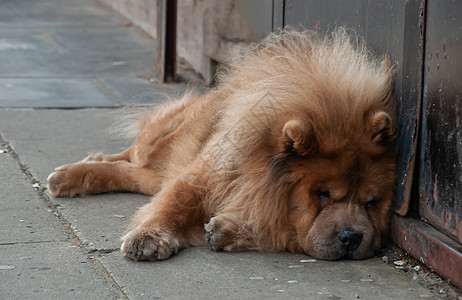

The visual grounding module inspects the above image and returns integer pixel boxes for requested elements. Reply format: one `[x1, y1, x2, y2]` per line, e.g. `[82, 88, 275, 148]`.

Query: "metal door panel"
[419, 0, 462, 243]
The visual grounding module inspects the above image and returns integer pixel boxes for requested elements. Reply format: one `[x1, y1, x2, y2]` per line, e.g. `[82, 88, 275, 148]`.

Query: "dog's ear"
[371, 111, 393, 144]
[281, 119, 316, 155]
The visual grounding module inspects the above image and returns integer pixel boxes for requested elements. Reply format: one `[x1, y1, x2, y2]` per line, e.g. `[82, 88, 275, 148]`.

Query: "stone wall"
[177, 0, 255, 81]
[98, 0, 162, 40]
[97, 0, 269, 81]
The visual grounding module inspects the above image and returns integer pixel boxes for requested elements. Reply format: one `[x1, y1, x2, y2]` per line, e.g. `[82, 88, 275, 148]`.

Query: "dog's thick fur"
[47, 29, 396, 261]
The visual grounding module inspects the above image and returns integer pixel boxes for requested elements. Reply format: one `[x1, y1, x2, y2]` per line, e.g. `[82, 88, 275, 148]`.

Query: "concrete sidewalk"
[0, 0, 442, 299]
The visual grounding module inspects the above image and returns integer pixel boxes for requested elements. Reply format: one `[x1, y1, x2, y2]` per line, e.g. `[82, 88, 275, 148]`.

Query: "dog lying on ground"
[47, 29, 396, 261]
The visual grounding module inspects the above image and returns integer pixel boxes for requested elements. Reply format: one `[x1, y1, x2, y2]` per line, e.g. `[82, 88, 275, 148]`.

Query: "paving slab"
[1, 242, 117, 299]
[0, 50, 158, 78]
[0, 153, 66, 244]
[99, 247, 437, 299]
[0, 0, 123, 29]
[49, 27, 157, 55]
[53, 193, 150, 251]
[0, 32, 62, 54]
[64, 52, 159, 77]
[0, 151, 118, 299]
[0, 78, 119, 108]
[0, 0, 158, 79]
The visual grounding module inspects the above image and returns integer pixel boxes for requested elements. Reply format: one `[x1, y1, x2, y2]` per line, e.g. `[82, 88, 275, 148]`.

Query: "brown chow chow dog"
[47, 29, 396, 261]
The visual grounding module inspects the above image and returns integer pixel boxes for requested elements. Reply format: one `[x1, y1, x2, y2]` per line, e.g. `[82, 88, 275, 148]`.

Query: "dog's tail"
[107, 89, 202, 141]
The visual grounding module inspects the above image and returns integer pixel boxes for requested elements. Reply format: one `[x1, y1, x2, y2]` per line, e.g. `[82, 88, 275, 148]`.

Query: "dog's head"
[278, 109, 396, 260]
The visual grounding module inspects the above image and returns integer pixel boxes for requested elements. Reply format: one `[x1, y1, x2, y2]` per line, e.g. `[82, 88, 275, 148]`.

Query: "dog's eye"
[365, 198, 378, 209]
[318, 190, 330, 199]
[316, 190, 331, 205]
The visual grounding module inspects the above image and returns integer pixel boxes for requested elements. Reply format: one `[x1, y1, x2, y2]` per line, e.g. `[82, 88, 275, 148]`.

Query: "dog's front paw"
[121, 228, 180, 261]
[205, 216, 241, 252]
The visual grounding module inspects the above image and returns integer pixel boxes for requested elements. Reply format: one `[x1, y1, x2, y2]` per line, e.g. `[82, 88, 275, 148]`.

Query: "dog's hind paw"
[47, 171, 64, 197]
[47, 165, 86, 197]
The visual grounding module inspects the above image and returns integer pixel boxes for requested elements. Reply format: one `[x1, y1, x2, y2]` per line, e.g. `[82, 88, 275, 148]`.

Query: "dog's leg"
[47, 161, 162, 197]
[121, 173, 206, 261]
[81, 148, 132, 162]
[204, 213, 256, 252]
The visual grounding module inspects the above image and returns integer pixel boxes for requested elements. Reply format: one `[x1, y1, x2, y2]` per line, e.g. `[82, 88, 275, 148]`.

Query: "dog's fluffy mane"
[198, 28, 396, 252]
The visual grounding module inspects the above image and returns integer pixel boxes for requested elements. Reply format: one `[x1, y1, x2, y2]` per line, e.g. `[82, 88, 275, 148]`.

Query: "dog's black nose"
[338, 230, 363, 251]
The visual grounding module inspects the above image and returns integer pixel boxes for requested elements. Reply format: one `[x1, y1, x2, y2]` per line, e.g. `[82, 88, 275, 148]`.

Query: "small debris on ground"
[0, 265, 16, 270]
[288, 265, 304, 268]
[19, 256, 33, 260]
[287, 280, 298, 283]
[394, 260, 406, 266]
[300, 259, 317, 263]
